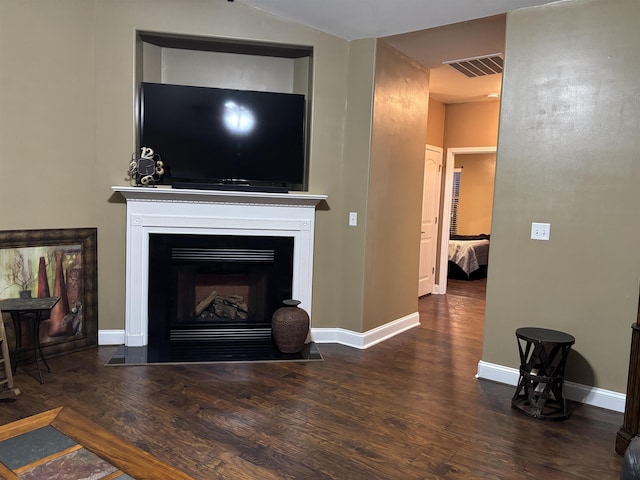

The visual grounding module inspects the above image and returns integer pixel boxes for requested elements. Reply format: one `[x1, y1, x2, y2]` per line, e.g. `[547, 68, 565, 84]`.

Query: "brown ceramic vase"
[271, 299, 309, 353]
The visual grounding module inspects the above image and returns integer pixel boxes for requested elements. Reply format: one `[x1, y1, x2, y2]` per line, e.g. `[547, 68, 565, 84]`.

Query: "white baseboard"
[476, 360, 626, 413]
[98, 311, 420, 351]
[99, 330, 125, 345]
[311, 312, 420, 349]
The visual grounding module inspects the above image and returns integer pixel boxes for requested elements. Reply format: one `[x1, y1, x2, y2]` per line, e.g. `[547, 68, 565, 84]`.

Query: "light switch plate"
[531, 222, 550, 240]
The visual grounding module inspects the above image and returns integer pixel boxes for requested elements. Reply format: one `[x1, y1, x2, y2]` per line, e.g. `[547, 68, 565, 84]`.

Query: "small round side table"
[512, 327, 575, 421]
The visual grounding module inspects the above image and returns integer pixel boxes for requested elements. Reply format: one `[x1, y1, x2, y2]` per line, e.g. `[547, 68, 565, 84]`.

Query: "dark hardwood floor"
[0, 279, 624, 479]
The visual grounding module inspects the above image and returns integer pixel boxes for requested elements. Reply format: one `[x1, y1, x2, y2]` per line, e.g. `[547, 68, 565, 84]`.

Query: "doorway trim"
[419, 144, 444, 297]
[436, 146, 497, 295]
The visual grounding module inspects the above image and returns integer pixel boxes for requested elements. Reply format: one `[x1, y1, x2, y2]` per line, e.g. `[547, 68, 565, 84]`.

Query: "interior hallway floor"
[0, 277, 625, 479]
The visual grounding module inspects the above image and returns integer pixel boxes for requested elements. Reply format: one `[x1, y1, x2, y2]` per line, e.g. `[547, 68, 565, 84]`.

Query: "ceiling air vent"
[443, 53, 503, 78]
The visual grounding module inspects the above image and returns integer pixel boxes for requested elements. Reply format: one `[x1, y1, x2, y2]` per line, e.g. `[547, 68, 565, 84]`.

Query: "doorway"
[437, 146, 497, 295]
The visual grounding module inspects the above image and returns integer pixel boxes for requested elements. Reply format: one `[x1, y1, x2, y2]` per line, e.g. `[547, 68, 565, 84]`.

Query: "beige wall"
[0, 0, 425, 338]
[0, 1, 97, 229]
[160, 49, 296, 92]
[484, 0, 640, 392]
[444, 101, 499, 148]
[0, 0, 357, 332]
[362, 42, 429, 331]
[339, 38, 377, 332]
[426, 97, 445, 147]
[454, 153, 496, 235]
[426, 99, 498, 153]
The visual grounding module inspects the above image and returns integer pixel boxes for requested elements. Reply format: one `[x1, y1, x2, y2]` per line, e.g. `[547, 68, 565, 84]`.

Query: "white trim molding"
[112, 186, 326, 347]
[101, 312, 420, 349]
[476, 360, 626, 413]
[99, 330, 125, 346]
[312, 312, 420, 349]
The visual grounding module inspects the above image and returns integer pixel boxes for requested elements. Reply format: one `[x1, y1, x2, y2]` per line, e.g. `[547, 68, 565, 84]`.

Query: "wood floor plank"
[0, 278, 625, 479]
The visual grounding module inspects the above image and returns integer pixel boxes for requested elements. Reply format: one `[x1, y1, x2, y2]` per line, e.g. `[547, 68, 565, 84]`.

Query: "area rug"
[0, 407, 192, 480]
[105, 341, 323, 366]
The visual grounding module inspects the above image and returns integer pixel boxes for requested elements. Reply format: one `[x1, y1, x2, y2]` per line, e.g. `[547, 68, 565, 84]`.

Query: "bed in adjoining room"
[448, 234, 490, 280]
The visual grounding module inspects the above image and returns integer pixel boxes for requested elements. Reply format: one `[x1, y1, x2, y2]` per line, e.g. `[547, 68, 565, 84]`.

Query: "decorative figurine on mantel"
[127, 147, 164, 187]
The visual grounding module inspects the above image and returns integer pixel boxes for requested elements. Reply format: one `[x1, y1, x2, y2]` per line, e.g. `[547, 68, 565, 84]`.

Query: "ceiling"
[235, 0, 558, 103]
[384, 14, 507, 103]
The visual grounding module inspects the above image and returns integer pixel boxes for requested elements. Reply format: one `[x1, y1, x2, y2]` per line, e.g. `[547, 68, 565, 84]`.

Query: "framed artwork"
[0, 228, 98, 360]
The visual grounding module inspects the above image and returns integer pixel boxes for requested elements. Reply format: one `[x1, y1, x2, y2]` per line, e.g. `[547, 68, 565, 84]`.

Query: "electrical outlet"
[349, 212, 357, 226]
[531, 222, 550, 241]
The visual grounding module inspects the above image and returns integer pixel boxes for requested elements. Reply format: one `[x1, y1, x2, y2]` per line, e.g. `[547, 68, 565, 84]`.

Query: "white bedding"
[448, 239, 490, 275]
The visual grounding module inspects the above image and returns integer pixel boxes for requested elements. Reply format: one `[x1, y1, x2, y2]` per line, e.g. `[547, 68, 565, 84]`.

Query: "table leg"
[10, 313, 22, 375]
[32, 312, 51, 384]
[11, 311, 51, 384]
[35, 312, 51, 373]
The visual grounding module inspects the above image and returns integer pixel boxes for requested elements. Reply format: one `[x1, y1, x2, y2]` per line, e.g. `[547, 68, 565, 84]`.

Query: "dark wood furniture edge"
[616, 295, 640, 455]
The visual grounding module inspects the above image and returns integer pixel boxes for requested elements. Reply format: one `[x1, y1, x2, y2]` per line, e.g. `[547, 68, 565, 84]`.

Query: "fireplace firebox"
[148, 234, 294, 347]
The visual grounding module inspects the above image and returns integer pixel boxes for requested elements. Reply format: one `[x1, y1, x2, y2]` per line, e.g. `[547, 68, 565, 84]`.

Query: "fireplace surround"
[112, 186, 326, 348]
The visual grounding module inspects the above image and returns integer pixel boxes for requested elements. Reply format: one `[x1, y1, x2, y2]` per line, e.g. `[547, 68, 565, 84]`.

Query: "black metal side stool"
[512, 327, 575, 421]
[0, 297, 59, 384]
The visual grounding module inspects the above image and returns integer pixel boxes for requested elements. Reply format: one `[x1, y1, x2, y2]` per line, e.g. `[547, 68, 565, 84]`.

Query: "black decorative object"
[127, 147, 164, 187]
[512, 327, 575, 420]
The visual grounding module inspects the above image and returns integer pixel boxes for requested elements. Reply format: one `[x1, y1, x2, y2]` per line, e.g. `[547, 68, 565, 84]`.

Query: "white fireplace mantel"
[112, 186, 327, 347]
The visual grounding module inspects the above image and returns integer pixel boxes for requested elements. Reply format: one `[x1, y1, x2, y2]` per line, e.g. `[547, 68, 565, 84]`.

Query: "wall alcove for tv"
[134, 31, 314, 191]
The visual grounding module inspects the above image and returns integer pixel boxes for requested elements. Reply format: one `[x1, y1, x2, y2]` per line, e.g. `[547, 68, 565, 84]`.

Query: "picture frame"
[0, 228, 98, 361]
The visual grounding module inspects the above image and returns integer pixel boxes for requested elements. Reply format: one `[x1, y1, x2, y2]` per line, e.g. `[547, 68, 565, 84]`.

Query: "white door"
[419, 145, 443, 296]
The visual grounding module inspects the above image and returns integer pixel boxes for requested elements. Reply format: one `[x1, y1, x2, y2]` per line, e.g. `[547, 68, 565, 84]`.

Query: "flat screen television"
[139, 82, 307, 192]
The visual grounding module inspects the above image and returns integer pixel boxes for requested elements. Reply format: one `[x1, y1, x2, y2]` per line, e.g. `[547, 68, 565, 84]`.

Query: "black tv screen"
[139, 82, 306, 191]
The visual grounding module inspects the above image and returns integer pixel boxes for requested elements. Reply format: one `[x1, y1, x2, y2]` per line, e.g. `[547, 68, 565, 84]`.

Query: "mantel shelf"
[112, 186, 327, 207]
